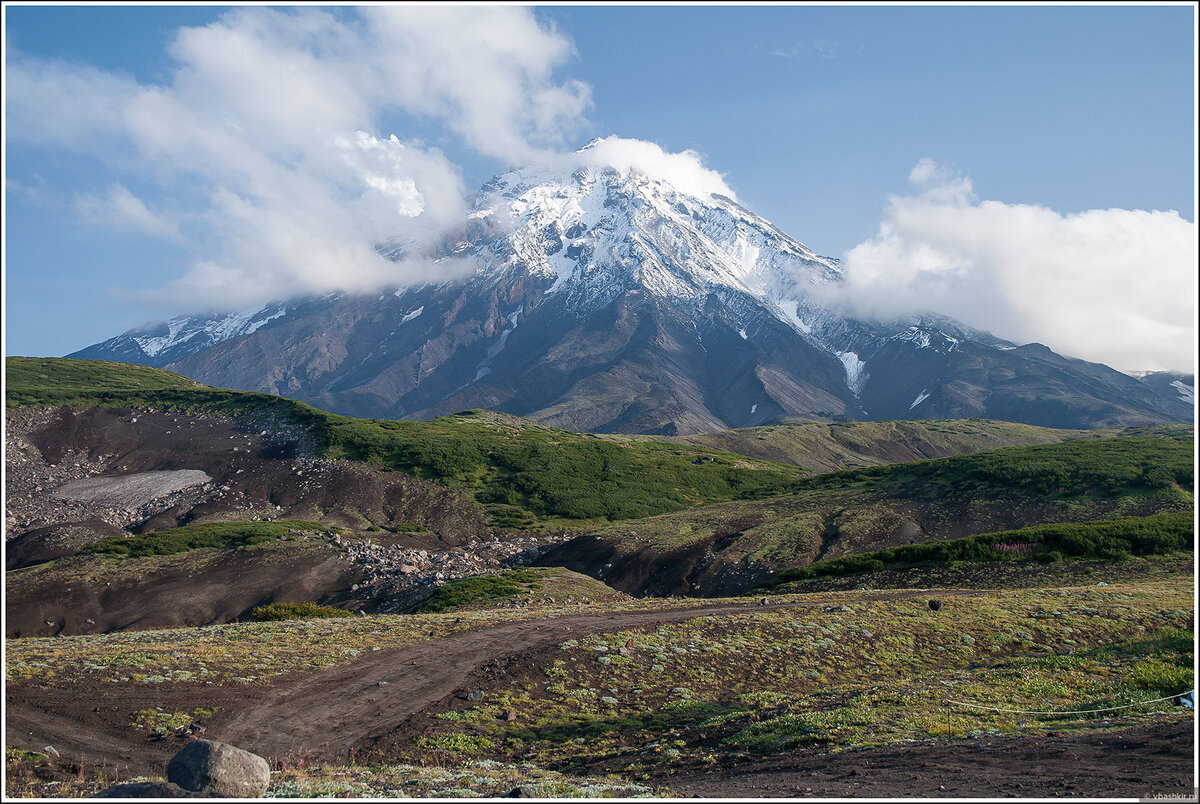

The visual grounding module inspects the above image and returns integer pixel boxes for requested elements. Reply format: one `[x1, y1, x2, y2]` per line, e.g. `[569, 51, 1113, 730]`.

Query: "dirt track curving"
[212, 599, 814, 758]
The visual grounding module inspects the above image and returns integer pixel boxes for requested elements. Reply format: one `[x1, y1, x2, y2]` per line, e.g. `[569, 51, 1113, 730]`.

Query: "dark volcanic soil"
[667, 721, 1195, 798]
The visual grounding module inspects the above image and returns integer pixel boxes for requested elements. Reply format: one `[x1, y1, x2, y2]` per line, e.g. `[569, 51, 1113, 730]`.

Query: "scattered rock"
[505, 787, 537, 798]
[97, 781, 198, 798]
[502, 709, 518, 722]
[466, 690, 485, 702]
[41, 745, 60, 759]
[166, 740, 271, 799]
[928, 599, 943, 612]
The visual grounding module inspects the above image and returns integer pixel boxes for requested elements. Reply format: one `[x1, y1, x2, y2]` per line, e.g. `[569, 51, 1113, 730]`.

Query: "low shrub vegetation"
[83, 520, 324, 559]
[795, 436, 1193, 499]
[418, 569, 544, 613]
[250, 602, 354, 622]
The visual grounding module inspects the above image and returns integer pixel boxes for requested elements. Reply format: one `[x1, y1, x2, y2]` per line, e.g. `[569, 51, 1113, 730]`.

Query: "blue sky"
[4, 4, 1196, 371]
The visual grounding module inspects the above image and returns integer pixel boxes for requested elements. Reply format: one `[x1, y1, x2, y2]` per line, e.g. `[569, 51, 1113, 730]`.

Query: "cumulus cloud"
[5, 6, 590, 310]
[560, 136, 736, 200]
[834, 161, 1197, 372]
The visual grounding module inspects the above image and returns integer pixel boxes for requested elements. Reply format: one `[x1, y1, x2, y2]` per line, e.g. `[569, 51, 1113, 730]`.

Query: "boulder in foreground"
[166, 739, 270, 798]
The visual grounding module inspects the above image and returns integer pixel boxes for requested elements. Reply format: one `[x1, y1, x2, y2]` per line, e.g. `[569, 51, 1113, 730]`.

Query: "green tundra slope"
[12, 357, 1181, 530]
[536, 433, 1194, 595]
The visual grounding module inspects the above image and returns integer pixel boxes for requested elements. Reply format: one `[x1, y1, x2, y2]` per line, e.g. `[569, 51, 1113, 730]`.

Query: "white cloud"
[835, 160, 1197, 372]
[5, 6, 590, 310]
[558, 136, 736, 200]
[75, 185, 184, 242]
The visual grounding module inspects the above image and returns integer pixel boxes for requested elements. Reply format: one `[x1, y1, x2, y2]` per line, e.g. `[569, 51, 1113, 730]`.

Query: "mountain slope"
[71, 147, 1193, 434]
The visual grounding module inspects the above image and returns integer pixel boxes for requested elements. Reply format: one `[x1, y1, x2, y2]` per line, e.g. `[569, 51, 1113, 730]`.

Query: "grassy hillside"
[417, 567, 630, 613]
[654, 418, 1103, 473]
[758, 512, 1193, 589]
[543, 433, 1194, 595]
[5, 358, 797, 523]
[8, 358, 1192, 532]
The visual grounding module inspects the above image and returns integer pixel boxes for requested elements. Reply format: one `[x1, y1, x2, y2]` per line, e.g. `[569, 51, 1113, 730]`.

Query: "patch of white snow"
[1170, 379, 1194, 405]
[835, 351, 868, 397]
[909, 389, 931, 410]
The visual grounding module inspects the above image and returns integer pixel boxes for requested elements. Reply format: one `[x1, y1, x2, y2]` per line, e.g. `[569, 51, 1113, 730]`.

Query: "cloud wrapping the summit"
[564, 137, 737, 200]
[835, 161, 1197, 373]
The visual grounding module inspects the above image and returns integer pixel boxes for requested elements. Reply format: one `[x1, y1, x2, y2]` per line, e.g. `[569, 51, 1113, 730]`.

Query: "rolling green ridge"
[6, 358, 798, 522]
[793, 435, 1194, 498]
[7, 358, 1193, 537]
[758, 512, 1194, 587]
[654, 418, 1102, 473]
[558, 433, 1193, 595]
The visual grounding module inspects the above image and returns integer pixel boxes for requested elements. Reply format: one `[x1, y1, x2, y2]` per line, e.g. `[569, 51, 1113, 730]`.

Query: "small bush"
[418, 570, 542, 613]
[250, 602, 353, 622]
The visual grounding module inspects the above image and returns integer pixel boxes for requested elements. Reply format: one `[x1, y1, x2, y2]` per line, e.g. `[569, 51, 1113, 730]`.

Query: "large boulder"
[166, 740, 270, 798]
[97, 781, 197, 797]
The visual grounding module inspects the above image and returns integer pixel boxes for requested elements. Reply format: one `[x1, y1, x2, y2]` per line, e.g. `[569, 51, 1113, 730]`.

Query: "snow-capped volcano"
[71, 149, 1192, 434]
[471, 161, 841, 317]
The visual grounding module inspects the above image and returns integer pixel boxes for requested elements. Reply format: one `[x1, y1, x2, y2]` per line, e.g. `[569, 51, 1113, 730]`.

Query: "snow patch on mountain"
[893, 326, 959, 353]
[133, 304, 286, 358]
[836, 351, 869, 397]
[1170, 379, 1194, 405]
[401, 306, 424, 323]
[467, 308, 523, 386]
[910, 389, 931, 410]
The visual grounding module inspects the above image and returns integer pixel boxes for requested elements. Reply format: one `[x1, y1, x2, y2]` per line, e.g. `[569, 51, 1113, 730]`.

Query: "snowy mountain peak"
[466, 159, 842, 326]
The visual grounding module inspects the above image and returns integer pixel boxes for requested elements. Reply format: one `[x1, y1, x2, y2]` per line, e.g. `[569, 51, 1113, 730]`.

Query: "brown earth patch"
[4, 542, 365, 637]
[665, 720, 1195, 798]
